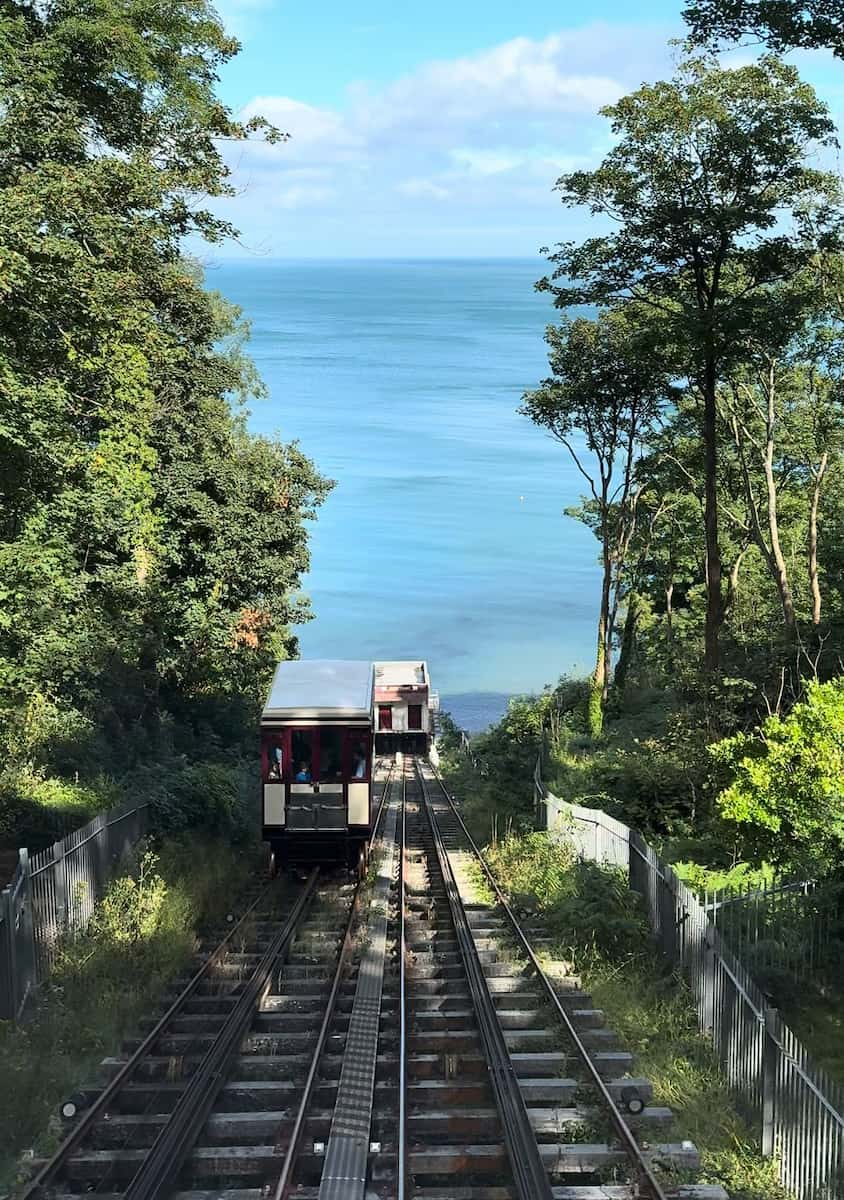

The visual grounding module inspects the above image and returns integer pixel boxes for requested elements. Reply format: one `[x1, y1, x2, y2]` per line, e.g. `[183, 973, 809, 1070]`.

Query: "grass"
[0, 767, 112, 861]
[774, 984, 844, 1084]
[0, 835, 260, 1193]
[584, 955, 789, 1200]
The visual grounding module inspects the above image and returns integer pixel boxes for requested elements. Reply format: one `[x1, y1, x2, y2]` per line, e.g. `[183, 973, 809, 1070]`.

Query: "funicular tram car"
[260, 660, 375, 874]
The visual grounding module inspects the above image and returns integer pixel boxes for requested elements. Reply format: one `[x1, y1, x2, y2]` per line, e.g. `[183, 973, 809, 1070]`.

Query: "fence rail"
[1, 797, 149, 1022]
[537, 766, 844, 1200]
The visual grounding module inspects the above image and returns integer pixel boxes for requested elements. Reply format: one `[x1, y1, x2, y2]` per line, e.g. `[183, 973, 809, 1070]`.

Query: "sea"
[211, 258, 601, 733]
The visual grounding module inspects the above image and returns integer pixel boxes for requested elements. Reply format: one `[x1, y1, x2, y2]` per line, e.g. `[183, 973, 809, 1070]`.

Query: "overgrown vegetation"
[0, 0, 330, 860]
[475, 830, 788, 1200]
[492, 9, 844, 1092]
[0, 836, 257, 1189]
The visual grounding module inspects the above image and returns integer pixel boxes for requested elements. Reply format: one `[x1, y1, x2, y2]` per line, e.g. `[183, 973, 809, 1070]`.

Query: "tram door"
[287, 727, 345, 830]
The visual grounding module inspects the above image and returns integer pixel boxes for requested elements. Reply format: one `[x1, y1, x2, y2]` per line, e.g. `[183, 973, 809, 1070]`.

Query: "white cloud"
[271, 184, 336, 210]
[211, 21, 678, 255]
[396, 178, 451, 199]
[450, 148, 522, 176]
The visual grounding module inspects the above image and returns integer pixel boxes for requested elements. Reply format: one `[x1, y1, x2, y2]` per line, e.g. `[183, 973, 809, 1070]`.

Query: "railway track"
[24, 767, 399, 1200]
[405, 758, 725, 1200]
[26, 757, 727, 1200]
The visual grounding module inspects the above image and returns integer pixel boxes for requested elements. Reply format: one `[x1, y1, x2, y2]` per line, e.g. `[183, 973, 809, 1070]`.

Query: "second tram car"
[260, 659, 374, 873]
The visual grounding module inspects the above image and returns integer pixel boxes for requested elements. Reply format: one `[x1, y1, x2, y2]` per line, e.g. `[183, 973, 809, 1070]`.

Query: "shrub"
[146, 760, 254, 842]
[0, 835, 253, 1186]
[483, 831, 651, 959]
[90, 851, 169, 947]
[711, 678, 844, 873]
[0, 767, 113, 852]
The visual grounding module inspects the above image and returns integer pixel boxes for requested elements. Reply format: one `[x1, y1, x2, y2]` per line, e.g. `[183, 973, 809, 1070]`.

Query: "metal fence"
[1, 797, 149, 1022]
[706, 879, 843, 988]
[538, 768, 844, 1200]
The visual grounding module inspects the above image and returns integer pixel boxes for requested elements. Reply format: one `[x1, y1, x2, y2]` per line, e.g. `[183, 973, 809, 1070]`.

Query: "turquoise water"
[212, 259, 600, 715]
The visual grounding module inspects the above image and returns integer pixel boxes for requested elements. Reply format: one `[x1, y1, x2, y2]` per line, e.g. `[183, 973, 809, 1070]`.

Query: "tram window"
[378, 705, 392, 731]
[291, 730, 313, 782]
[350, 736, 369, 780]
[266, 738, 284, 781]
[408, 704, 422, 730]
[319, 727, 343, 781]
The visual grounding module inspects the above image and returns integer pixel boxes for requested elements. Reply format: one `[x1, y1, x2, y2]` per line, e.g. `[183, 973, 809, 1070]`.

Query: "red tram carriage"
[260, 660, 374, 873]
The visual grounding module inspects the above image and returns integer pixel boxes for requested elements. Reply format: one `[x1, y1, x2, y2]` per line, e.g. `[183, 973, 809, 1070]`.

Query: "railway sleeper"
[44, 1186, 729, 1200]
[406, 1138, 701, 1177]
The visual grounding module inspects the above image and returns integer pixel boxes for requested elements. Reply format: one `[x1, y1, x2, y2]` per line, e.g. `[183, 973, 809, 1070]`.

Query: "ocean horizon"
[212, 258, 601, 700]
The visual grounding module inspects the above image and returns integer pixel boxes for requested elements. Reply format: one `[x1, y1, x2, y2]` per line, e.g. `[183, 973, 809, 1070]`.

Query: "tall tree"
[521, 310, 670, 737]
[539, 55, 841, 672]
[0, 0, 326, 764]
[684, 0, 844, 58]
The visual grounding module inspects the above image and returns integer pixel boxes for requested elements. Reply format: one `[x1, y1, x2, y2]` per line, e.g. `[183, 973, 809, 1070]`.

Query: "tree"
[0, 0, 326, 767]
[684, 0, 844, 58]
[539, 55, 842, 673]
[719, 328, 844, 636]
[521, 310, 671, 737]
[711, 678, 844, 872]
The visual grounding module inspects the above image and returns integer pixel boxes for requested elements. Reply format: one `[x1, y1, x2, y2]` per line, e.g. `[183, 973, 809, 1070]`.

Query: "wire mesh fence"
[0, 797, 149, 1022]
[537, 766, 844, 1200]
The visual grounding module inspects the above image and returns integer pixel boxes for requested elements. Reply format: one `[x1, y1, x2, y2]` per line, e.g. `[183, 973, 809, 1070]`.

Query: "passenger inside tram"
[267, 742, 283, 780]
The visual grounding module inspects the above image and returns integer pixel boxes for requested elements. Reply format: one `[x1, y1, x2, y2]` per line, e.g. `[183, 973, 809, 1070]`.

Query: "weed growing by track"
[0, 837, 258, 1193]
[477, 832, 790, 1200]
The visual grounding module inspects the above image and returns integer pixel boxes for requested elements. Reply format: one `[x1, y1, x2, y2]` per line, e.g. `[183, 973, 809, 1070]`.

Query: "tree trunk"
[762, 365, 796, 631]
[703, 353, 722, 671]
[724, 543, 749, 617]
[589, 548, 613, 739]
[809, 451, 828, 626]
[613, 593, 638, 695]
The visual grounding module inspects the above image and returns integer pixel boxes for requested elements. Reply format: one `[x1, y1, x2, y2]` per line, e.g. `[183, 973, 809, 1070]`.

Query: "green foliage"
[438, 693, 554, 843]
[90, 851, 168, 947]
[146, 761, 255, 843]
[483, 831, 649, 959]
[671, 857, 774, 895]
[521, 309, 675, 733]
[0, 0, 330, 851]
[711, 678, 844, 871]
[539, 51, 844, 672]
[0, 767, 112, 851]
[481, 829, 788, 1199]
[0, 835, 255, 1186]
[684, 0, 844, 58]
[586, 959, 789, 1200]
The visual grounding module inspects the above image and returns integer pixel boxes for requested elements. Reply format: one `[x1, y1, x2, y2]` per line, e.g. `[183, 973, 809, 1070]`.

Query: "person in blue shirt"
[295, 762, 311, 783]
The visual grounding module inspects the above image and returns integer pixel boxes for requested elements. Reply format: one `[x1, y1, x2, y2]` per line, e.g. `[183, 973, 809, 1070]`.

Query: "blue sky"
[203, 0, 844, 258]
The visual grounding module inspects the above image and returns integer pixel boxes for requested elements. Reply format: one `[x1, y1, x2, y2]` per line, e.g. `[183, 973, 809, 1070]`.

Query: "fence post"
[54, 837, 68, 931]
[702, 926, 717, 1036]
[1, 885, 14, 1021]
[761, 1005, 779, 1157]
[17, 847, 37, 1014]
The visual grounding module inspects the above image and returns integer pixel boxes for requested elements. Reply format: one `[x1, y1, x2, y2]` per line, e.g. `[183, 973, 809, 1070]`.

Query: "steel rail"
[22, 876, 278, 1200]
[397, 759, 408, 1200]
[123, 868, 320, 1200]
[414, 758, 554, 1200]
[425, 758, 670, 1200]
[371, 761, 394, 847]
[273, 762, 397, 1200]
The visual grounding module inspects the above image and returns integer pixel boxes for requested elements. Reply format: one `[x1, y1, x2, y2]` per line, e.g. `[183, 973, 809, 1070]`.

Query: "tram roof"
[262, 659, 374, 722]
